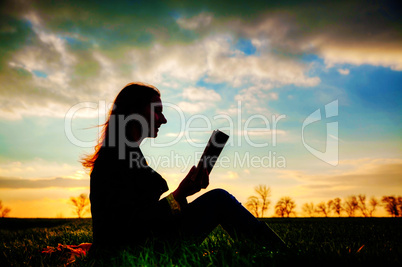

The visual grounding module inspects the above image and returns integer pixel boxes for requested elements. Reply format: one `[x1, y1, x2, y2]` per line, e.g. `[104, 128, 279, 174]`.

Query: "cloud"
[202, 36, 320, 88]
[0, 12, 83, 119]
[337, 69, 350, 75]
[0, 1, 400, 120]
[0, 159, 85, 179]
[0, 8, 130, 120]
[176, 13, 213, 30]
[229, 2, 402, 70]
[126, 34, 321, 117]
[130, 35, 319, 88]
[280, 158, 402, 199]
[0, 176, 89, 189]
[177, 86, 222, 113]
[182, 86, 221, 102]
[128, 34, 320, 101]
[234, 86, 275, 114]
[321, 45, 402, 71]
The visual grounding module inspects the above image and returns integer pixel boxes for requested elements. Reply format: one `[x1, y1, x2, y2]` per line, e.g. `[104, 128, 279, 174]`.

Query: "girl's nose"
[160, 114, 167, 124]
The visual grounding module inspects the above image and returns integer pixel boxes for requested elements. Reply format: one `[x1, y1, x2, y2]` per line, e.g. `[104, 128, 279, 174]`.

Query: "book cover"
[196, 130, 229, 176]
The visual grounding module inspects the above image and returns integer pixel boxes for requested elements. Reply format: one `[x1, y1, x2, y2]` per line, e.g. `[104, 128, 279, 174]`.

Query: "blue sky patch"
[32, 70, 48, 78]
[235, 38, 256, 55]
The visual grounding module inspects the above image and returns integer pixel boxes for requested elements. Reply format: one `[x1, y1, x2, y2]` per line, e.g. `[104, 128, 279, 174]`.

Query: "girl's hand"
[172, 166, 209, 202]
[199, 167, 209, 189]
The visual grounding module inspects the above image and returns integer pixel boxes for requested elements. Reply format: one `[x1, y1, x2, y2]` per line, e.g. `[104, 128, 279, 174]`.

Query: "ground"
[0, 217, 401, 266]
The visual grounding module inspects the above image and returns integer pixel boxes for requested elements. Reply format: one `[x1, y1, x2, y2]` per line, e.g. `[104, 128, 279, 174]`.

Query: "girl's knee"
[207, 188, 238, 203]
[208, 188, 229, 197]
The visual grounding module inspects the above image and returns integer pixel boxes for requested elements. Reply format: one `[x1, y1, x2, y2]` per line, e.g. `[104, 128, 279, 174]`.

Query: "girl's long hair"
[81, 82, 160, 172]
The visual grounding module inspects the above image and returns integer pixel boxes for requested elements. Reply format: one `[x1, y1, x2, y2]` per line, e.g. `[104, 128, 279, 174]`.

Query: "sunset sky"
[0, 0, 401, 218]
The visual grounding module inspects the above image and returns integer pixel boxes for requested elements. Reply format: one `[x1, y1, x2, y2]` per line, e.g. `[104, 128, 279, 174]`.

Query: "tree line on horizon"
[1, 188, 401, 218]
[245, 185, 402, 218]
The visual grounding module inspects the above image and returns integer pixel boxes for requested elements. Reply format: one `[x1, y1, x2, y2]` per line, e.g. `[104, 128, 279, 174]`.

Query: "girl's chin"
[150, 130, 158, 138]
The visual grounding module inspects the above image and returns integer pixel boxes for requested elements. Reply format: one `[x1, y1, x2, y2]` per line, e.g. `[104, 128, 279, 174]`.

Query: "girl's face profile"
[142, 95, 167, 138]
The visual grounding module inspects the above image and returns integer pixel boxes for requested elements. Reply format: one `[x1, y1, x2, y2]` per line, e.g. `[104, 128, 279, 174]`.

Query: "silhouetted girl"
[84, 82, 286, 255]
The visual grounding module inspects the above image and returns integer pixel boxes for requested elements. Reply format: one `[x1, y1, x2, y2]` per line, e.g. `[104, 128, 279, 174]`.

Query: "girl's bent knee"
[207, 188, 239, 204]
[208, 188, 229, 197]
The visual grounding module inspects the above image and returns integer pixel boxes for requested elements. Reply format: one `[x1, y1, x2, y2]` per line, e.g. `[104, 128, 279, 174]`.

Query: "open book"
[196, 130, 229, 176]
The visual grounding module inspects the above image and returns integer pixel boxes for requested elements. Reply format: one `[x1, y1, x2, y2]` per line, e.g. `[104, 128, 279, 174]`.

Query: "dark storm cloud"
[0, 0, 400, 118]
[2, 0, 400, 50]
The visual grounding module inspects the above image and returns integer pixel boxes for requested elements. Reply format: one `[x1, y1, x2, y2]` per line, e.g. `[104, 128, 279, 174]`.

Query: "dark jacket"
[90, 146, 177, 249]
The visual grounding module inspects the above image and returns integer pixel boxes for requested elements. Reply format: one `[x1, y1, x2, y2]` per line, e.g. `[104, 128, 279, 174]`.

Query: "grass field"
[0, 217, 401, 266]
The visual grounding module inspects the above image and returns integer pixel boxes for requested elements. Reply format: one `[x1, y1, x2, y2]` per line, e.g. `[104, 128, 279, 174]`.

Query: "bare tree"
[315, 201, 332, 217]
[357, 194, 369, 217]
[245, 185, 271, 217]
[302, 202, 315, 217]
[254, 185, 271, 218]
[343, 196, 359, 217]
[1, 207, 11, 218]
[0, 200, 11, 218]
[331, 198, 342, 217]
[369, 197, 379, 217]
[381, 196, 401, 217]
[398, 197, 402, 217]
[275, 197, 296, 218]
[246, 196, 260, 218]
[70, 193, 90, 218]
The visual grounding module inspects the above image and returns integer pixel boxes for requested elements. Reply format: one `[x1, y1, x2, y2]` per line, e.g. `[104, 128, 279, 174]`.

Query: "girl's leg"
[179, 188, 287, 250]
